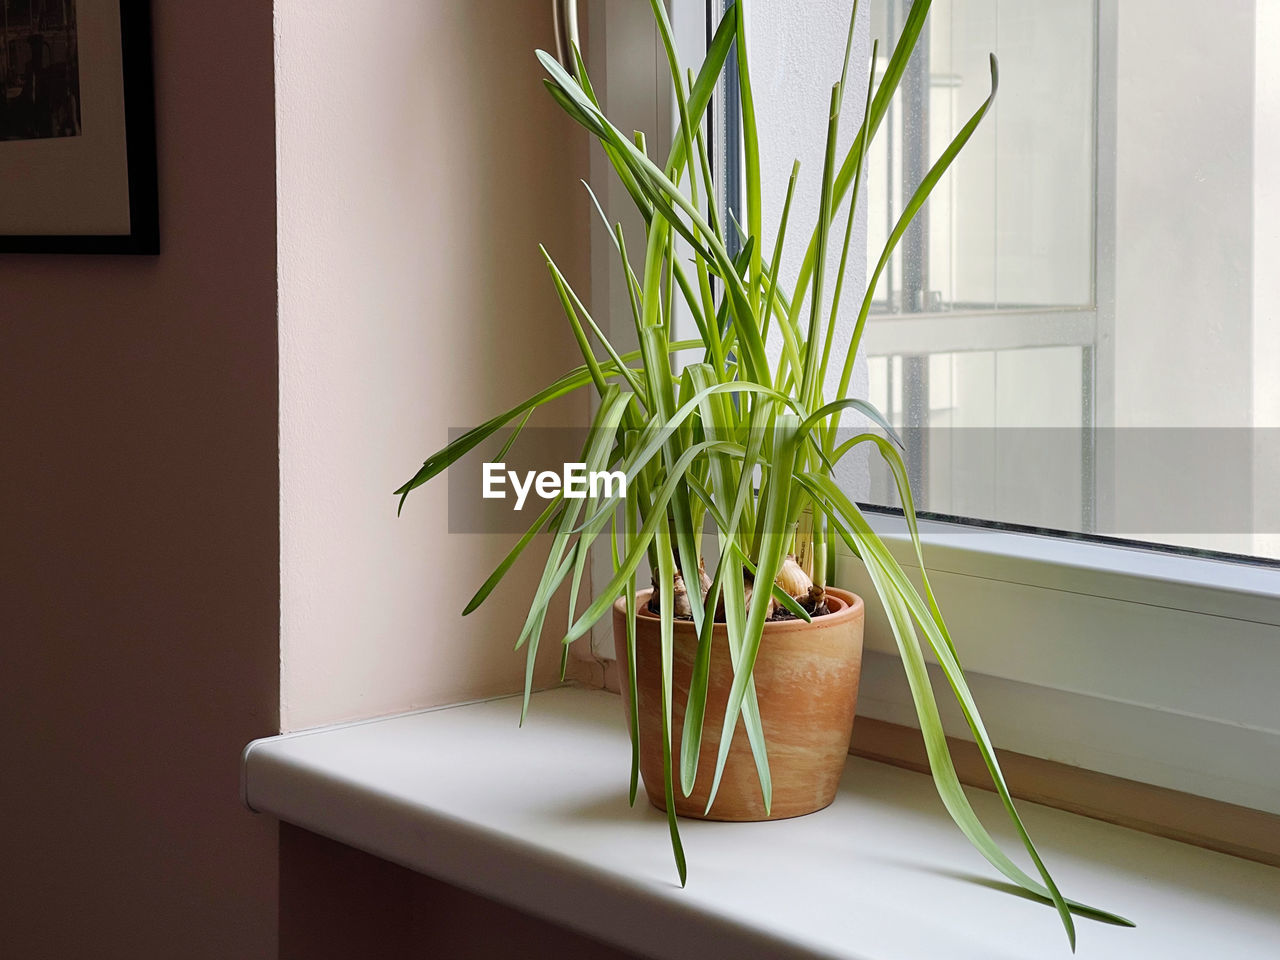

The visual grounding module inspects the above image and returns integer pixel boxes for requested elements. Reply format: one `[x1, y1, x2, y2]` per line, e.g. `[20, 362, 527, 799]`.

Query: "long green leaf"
[569, 380, 795, 536]
[836, 54, 1000, 403]
[734, 0, 763, 309]
[516, 388, 632, 722]
[802, 473, 1134, 941]
[651, 472, 687, 885]
[544, 247, 647, 402]
[613, 474, 642, 806]
[821, 38, 879, 382]
[463, 494, 562, 616]
[561, 438, 757, 647]
[800, 82, 843, 413]
[679, 366, 773, 800]
[395, 341, 700, 511]
[706, 415, 802, 814]
[784, 0, 935, 339]
[388, 0, 1133, 937]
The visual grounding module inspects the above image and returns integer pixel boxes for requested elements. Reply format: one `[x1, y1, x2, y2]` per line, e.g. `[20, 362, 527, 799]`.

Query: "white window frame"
[585, 0, 1280, 817]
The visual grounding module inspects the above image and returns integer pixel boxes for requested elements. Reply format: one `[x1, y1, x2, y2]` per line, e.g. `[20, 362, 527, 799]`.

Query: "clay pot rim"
[618, 585, 864, 628]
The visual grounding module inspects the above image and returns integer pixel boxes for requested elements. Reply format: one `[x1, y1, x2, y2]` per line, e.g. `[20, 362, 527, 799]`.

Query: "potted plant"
[395, 0, 1130, 948]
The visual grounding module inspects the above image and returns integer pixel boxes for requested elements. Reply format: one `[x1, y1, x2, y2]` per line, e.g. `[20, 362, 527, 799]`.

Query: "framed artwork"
[0, 1, 157, 254]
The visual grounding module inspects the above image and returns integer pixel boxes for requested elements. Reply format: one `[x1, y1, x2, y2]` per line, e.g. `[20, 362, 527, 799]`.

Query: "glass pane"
[867, 347, 1085, 532]
[743, 0, 1280, 560]
[1105, 0, 1280, 559]
[866, 0, 1095, 314]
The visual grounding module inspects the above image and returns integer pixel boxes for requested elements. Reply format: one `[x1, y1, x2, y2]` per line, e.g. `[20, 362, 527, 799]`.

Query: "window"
[578, 0, 1280, 817]
[742, 0, 1280, 562]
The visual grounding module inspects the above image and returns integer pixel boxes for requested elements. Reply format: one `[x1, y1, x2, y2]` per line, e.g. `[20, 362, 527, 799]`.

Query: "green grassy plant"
[396, 1, 1131, 947]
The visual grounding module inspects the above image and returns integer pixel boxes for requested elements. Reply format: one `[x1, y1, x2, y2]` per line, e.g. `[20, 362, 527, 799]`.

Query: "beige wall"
[274, 1, 610, 952]
[0, 4, 280, 959]
[277, 0, 594, 732]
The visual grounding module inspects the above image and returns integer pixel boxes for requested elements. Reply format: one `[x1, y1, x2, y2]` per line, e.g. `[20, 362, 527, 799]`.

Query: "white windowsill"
[241, 687, 1280, 959]
[836, 516, 1280, 815]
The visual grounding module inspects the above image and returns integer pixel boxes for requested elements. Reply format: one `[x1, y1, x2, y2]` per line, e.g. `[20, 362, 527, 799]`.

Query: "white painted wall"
[750, 0, 873, 496]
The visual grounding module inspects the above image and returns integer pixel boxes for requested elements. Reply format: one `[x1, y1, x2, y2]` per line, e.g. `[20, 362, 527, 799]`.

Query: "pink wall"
[0, 3, 280, 958]
[272, 1, 622, 953]
[276, 0, 595, 731]
[1, 2, 604, 955]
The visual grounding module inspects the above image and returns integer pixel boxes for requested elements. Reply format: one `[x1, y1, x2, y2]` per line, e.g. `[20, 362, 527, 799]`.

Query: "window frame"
[585, 0, 1280, 818]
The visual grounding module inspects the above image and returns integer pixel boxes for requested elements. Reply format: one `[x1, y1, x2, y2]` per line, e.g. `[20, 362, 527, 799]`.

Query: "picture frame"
[0, 0, 157, 254]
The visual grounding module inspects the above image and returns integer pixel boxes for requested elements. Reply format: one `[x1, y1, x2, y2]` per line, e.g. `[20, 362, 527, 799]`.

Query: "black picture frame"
[0, 1, 158, 254]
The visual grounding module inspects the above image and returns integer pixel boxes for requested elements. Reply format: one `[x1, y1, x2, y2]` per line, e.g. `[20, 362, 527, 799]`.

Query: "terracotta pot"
[613, 587, 864, 821]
